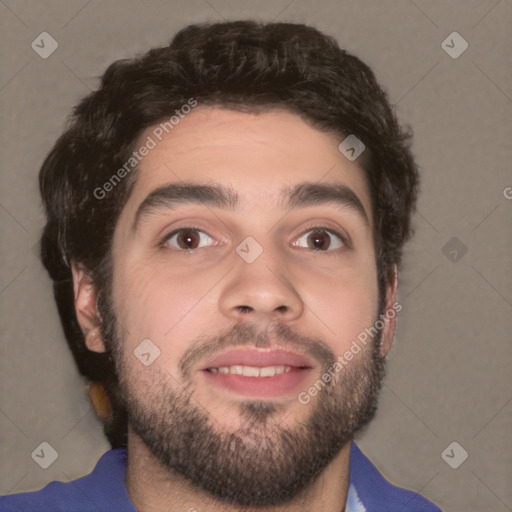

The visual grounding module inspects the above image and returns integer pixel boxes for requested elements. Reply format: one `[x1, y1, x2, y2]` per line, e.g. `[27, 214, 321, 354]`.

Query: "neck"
[125, 427, 352, 512]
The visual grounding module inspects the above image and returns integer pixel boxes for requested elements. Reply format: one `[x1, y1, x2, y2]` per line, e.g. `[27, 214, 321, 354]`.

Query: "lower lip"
[201, 368, 312, 398]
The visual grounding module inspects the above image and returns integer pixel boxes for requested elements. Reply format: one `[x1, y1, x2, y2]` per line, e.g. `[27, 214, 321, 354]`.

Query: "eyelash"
[159, 224, 350, 256]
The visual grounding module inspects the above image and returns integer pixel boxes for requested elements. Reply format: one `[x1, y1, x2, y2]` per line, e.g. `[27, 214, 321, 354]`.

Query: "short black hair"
[39, 20, 419, 448]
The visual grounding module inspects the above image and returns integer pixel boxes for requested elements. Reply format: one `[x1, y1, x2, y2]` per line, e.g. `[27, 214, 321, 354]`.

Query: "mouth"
[199, 348, 315, 398]
[207, 365, 295, 377]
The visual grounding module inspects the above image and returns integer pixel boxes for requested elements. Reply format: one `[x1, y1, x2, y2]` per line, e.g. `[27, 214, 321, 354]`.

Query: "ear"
[379, 264, 399, 358]
[71, 261, 106, 353]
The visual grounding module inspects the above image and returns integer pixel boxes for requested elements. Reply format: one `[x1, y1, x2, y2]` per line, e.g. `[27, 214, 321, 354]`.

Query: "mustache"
[179, 322, 337, 379]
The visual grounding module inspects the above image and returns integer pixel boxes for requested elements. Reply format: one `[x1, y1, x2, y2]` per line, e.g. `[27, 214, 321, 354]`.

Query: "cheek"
[112, 260, 221, 362]
[301, 254, 379, 356]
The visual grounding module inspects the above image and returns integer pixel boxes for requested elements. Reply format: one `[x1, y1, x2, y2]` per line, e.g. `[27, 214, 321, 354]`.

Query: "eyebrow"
[131, 181, 369, 232]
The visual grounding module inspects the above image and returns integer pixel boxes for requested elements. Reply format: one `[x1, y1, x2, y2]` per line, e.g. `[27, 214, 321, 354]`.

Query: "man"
[0, 21, 443, 512]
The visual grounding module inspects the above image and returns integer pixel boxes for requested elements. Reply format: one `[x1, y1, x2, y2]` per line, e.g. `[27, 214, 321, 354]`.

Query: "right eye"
[161, 227, 217, 251]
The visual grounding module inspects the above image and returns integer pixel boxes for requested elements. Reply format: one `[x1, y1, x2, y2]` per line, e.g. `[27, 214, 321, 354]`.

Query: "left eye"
[292, 228, 346, 251]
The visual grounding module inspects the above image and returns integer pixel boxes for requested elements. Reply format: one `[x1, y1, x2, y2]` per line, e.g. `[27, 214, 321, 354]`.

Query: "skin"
[72, 107, 398, 512]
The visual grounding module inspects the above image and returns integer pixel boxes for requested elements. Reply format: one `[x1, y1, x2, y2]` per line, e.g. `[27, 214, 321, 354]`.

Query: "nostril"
[238, 305, 252, 314]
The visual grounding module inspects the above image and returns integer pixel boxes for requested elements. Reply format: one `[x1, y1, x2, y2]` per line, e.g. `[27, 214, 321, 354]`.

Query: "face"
[83, 107, 396, 506]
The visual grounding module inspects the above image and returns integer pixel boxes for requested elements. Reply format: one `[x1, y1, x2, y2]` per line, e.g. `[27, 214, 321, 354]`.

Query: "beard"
[99, 293, 386, 507]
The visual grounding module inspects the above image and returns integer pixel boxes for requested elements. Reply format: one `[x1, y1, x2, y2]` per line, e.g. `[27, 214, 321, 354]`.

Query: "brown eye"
[293, 228, 345, 251]
[164, 228, 215, 251]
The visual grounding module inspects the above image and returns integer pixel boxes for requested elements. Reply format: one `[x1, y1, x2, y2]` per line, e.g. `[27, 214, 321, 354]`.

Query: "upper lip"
[201, 348, 315, 370]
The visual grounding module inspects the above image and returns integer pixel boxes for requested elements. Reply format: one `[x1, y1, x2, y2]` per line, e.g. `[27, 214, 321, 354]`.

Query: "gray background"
[0, 1, 511, 511]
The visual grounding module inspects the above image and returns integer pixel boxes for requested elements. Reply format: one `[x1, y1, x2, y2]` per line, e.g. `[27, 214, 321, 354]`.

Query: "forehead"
[117, 107, 373, 231]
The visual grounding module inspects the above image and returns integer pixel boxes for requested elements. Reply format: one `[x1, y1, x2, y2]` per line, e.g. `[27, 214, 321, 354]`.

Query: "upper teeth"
[208, 365, 292, 377]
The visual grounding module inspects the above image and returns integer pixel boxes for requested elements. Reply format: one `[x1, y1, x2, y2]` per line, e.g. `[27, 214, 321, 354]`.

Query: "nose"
[218, 242, 305, 324]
